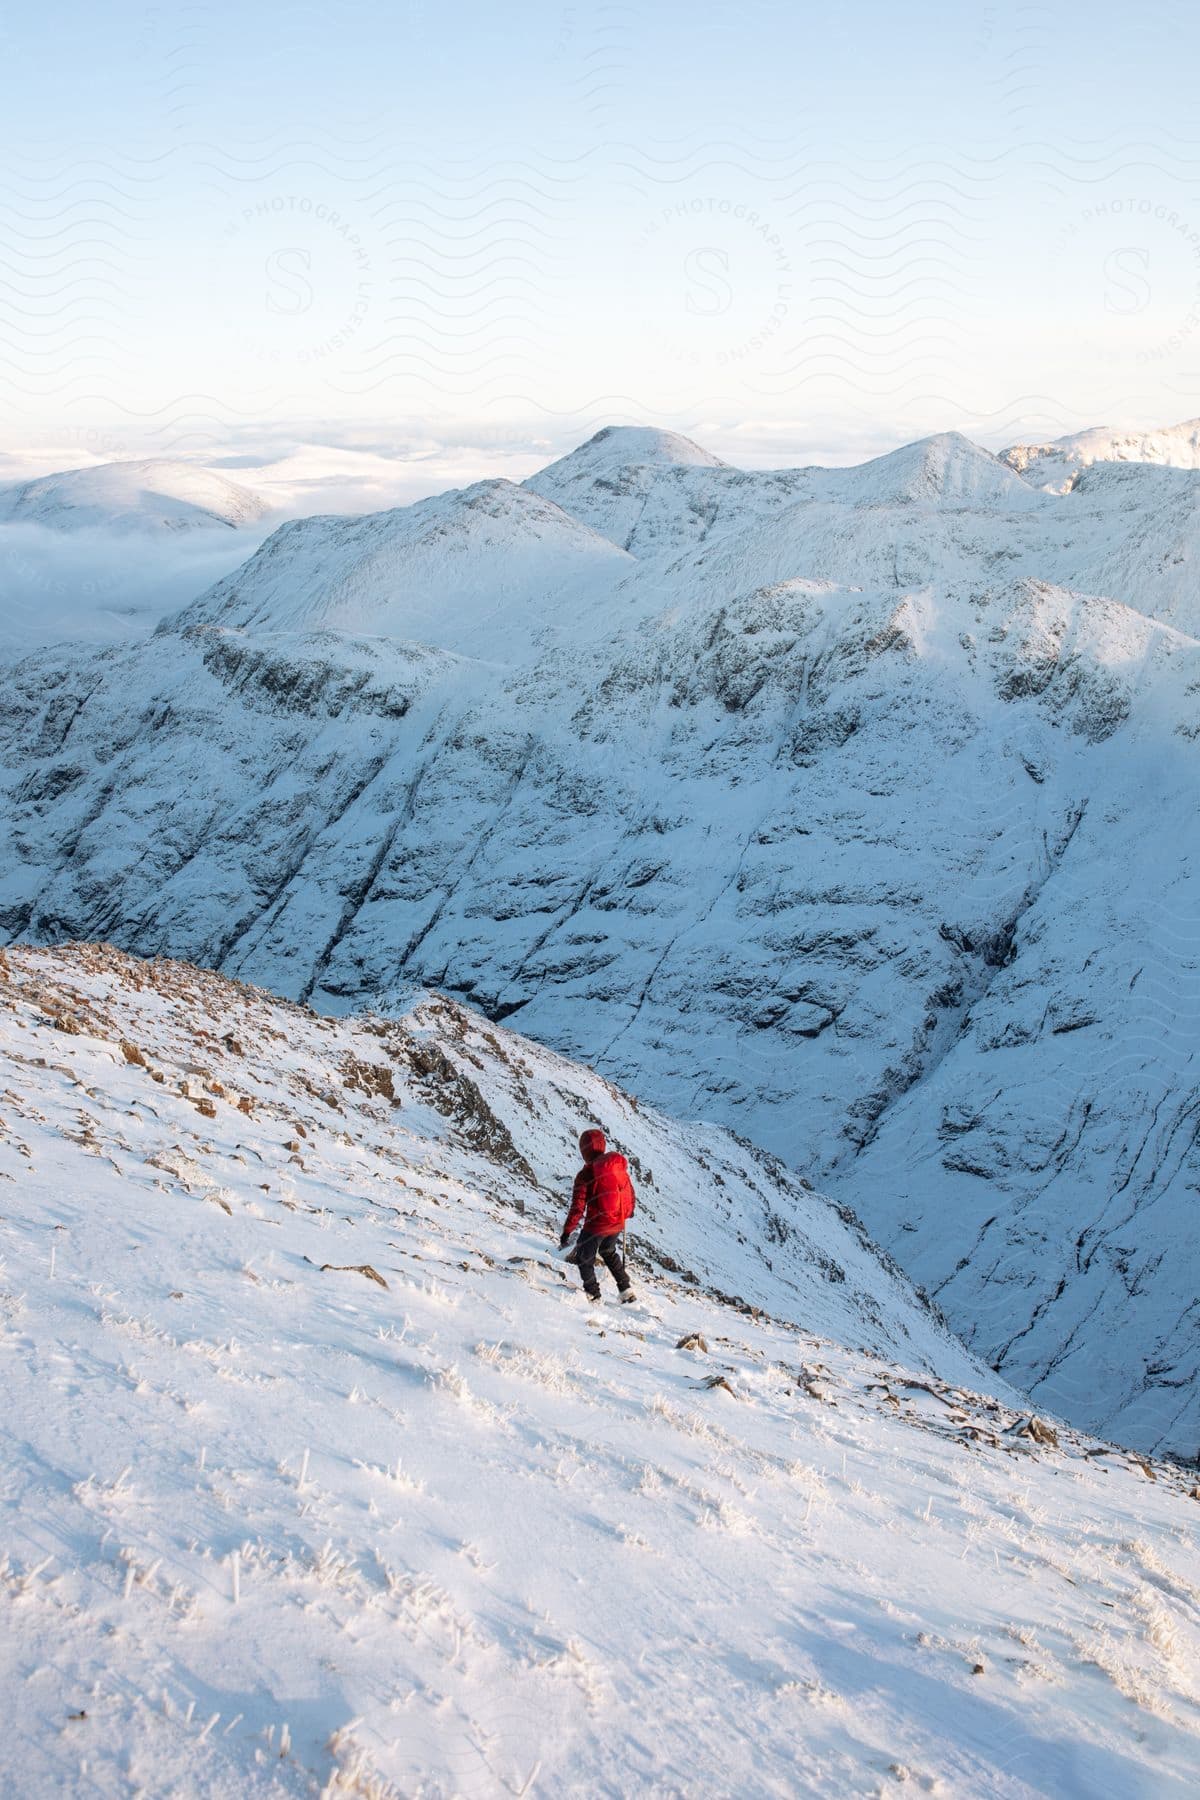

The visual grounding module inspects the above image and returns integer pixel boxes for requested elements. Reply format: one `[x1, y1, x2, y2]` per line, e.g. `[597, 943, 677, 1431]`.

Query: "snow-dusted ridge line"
[3, 941, 1200, 1797]
[0, 941, 988, 1384]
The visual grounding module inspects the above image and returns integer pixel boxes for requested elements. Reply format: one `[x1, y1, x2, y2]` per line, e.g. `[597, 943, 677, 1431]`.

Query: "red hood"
[579, 1128, 606, 1162]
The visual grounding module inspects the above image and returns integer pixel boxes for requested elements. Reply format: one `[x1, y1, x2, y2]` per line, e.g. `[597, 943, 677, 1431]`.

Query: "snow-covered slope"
[0, 941, 992, 1383]
[4, 423, 1200, 1460]
[0, 459, 273, 534]
[1001, 417, 1200, 491]
[832, 432, 1041, 510]
[167, 479, 633, 657]
[3, 943, 1199, 1799]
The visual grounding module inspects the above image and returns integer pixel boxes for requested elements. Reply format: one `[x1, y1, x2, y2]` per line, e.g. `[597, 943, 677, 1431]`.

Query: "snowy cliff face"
[5, 943, 1199, 1798]
[0, 458, 273, 534]
[2, 424, 1200, 1457]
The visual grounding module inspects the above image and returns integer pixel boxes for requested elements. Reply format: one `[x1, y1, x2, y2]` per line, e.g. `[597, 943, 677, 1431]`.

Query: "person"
[560, 1127, 637, 1303]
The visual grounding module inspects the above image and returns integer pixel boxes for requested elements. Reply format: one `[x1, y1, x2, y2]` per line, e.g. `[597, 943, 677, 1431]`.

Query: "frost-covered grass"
[0, 944, 1198, 1796]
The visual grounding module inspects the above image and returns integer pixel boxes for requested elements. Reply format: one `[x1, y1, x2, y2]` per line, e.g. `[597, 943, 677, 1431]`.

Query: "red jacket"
[564, 1130, 636, 1238]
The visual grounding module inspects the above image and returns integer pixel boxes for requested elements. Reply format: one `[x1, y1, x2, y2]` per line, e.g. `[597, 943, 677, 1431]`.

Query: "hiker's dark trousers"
[575, 1231, 629, 1298]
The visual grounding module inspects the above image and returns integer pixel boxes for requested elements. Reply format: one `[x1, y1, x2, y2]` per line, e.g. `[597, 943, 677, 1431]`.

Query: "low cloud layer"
[0, 523, 272, 662]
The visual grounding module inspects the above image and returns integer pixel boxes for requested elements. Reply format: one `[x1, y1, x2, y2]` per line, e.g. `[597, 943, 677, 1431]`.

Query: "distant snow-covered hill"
[1001, 417, 1200, 490]
[0, 458, 273, 534]
[3, 422, 1200, 1459]
[0, 459, 277, 660]
[3, 942, 1198, 1798]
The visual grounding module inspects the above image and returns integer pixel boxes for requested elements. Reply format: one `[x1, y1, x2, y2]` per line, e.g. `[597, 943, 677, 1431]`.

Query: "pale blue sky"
[3, 0, 1200, 486]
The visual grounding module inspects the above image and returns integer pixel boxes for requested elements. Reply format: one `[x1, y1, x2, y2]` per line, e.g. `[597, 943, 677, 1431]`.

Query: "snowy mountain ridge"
[1001, 418, 1200, 491]
[3, 420, 1200, 1461]
[2, 942, 1199, 1798]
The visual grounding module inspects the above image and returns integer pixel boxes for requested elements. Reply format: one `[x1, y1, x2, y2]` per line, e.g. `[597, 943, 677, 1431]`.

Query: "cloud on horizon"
[0, 522, 271, 662]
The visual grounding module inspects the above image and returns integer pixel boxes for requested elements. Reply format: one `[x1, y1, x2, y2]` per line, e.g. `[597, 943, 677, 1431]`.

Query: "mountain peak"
[535, 425, 727, 480]
[522, 427, 734, 553]
[848, 431, 1038, 506]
